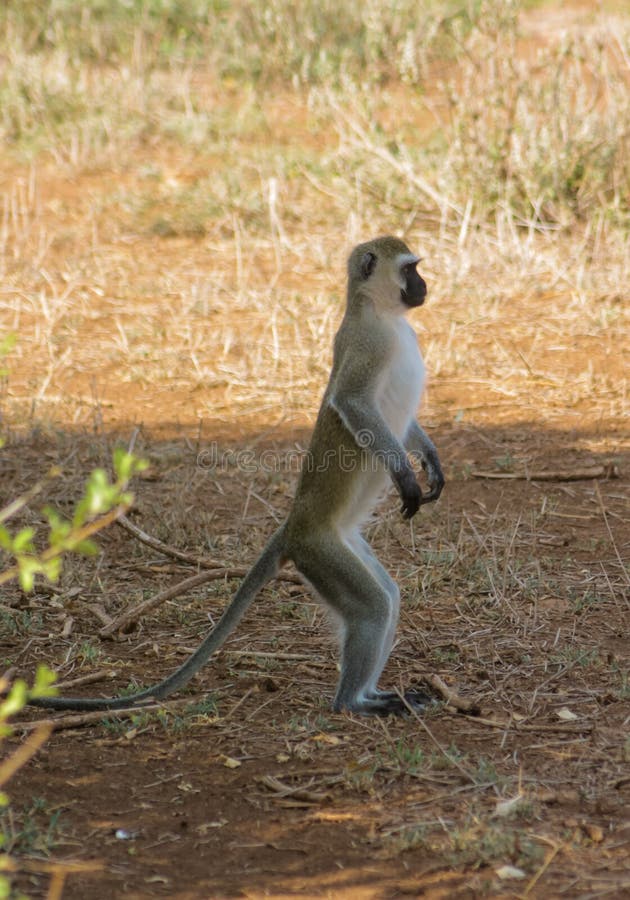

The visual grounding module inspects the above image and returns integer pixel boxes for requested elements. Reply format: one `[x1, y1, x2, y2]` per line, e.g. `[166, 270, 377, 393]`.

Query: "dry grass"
[0, 1, 628, 433]
[1, 1, 629, 897]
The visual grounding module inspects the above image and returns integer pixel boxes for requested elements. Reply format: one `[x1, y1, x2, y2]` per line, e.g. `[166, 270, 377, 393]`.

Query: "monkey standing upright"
[30, 236, 444, 716]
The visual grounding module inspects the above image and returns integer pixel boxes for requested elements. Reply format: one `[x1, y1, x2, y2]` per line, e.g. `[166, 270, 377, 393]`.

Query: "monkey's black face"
[400, 262, 427, 308]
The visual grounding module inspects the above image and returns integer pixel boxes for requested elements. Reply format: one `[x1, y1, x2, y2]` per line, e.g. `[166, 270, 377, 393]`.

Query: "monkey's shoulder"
[332, 311, 407, 374]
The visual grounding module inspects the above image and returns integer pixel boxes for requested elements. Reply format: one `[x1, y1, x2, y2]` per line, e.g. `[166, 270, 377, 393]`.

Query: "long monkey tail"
[29, 525, 288, 711]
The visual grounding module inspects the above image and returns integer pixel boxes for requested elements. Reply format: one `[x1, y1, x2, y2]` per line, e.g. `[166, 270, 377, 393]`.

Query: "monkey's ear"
[360, 251, 377, 280]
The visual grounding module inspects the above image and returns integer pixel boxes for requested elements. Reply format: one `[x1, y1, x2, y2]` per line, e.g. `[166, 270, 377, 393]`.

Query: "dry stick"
[524, 840, 565, 897]
[18, 696, 209, 732]
[226, 650, 312, 661]
[0, 723, 53, 786]
[100, 564, 302, 638]
[117, 514, 227, 569]
[110, 514, 303, 637]
[99, 568, 247, 637]
[471, 463, 619, 482]
[422, 673, 481, 715]
[466, 715, 593, 735]
[55, 669, 118, 691]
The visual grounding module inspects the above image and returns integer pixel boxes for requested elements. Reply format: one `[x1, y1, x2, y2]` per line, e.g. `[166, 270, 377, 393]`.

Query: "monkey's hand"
[405, 423, 445, 506]
[395, 467, 423, 519]
[419, 448, 445, 505]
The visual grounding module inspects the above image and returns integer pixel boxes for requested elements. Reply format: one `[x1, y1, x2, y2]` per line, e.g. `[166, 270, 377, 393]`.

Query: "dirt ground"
[1, 166, 629, 899]
[1, 2, 630, 897]
[2, 401, 629, 898]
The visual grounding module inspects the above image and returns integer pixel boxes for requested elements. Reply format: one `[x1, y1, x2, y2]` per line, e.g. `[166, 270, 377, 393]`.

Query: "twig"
[99, 568, 249, 637]
[55, 669, 119, 691]
[0, 468, 60, 524]
[524, 839, 565, 896]
[225, 650, 312, 661]
[17, 696, 210, 732]
[117, 513, 228, 569]
[422, 673, 481, 715]
[471, 464, 619, 482]
[100, 556, 301, 637]
[0, 723, 53, 785]
[258, 774, 331, 804]
[465, 715, 593, 734]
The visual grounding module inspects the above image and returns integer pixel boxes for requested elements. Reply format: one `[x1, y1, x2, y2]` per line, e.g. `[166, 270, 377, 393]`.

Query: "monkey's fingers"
[418, 487, 440, 505]
[401, 495, 421, 519]
[418, 475, 444, 505]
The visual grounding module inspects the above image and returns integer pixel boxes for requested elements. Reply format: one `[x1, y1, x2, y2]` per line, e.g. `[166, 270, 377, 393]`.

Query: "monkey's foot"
[403, 688, 437, 710]
[338, 688, 438, 717]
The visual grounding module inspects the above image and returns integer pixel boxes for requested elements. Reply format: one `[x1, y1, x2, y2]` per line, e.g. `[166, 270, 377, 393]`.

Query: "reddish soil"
[1, 3, 629, 893]
[2, 415, 628, 899]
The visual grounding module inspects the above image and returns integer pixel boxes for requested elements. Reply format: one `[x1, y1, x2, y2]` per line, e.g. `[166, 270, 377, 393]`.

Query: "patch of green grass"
[0, 796, 63, 858]
[0, 609, 43, 637]
[448, 818, 544, 869]
[387, 738, 427, 774]
[551, 647, 601, 669]
[99, 696, 218, 735]
[77, 640, 101, 665]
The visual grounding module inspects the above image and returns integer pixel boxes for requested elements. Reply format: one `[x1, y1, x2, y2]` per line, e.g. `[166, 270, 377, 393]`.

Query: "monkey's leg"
[294, 534, 404, 715]
[348, 532, 400, 698]
[348, 533, 434, 713]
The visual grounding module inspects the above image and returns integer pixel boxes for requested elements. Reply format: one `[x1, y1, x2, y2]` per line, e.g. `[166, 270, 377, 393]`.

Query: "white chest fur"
[377, 319, 426, 439]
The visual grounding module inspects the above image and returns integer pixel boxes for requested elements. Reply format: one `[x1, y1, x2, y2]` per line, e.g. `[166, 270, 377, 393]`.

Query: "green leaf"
[74, 538, 99, 556]
[0, 680, 27, 717]
[43, 506, 72, 544]
[13, 527, 36, 553]
[0, 527, 11, 551]
[41, 557, 62, 583]
[31, 664, 57, 699]
[0, 334, 16, 359]
[113, 449, 149, 483]
[17, 560, 36, 592]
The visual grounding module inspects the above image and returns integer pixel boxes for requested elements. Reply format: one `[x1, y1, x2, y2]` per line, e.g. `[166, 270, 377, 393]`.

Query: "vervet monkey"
[30, 236, 444, 716]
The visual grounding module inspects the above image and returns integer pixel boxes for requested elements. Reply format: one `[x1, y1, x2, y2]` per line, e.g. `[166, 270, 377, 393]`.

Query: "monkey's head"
[348, 236, 427, 314]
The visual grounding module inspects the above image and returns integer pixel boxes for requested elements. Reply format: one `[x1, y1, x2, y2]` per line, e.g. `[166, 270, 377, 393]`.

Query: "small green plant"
[551, 647, 601, 669]
[77, 641, 101, 665]
[386, 824, 430, 853]
[388, 738, 426, 774]
[0, 666, 58, 898]
[473, 757, 500, 785]
[0, 448, 147, 592]
[430, 743, 467, 772]
[0, 796, 63, 858]
[448, 819, 543, 869]
[0, 610, 43, 637]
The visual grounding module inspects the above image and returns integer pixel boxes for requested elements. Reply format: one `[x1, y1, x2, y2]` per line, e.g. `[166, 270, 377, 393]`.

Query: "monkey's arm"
[404, 421, 444, 504]
[329, 352, 422, 518]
